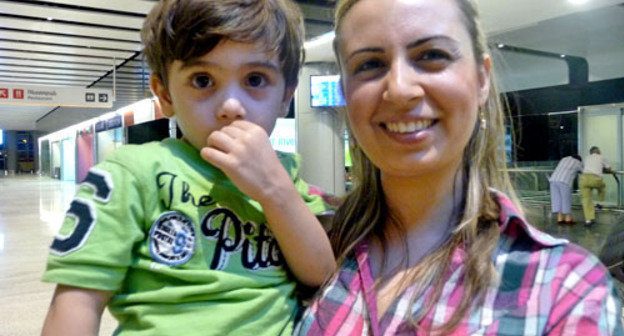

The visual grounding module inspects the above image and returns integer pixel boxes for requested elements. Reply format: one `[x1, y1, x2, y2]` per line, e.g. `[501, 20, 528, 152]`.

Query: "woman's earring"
[382, 90, 390, 101]
[479, 111, 487, 130]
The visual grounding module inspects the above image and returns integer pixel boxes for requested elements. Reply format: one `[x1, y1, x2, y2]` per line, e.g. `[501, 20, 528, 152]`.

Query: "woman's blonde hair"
[330, 0, 519, 333]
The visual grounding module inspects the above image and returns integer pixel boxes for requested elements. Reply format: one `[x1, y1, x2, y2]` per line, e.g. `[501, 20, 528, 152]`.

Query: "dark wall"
[505, 77, 624, 161]
[126, 118, 170, 145]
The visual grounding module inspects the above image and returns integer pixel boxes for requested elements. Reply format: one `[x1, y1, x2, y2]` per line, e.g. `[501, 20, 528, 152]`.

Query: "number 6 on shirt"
[50, 169, 113, 256]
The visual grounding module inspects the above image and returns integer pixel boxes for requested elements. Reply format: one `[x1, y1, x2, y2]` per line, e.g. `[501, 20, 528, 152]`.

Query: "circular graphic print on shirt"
[149, 211, 196, 266]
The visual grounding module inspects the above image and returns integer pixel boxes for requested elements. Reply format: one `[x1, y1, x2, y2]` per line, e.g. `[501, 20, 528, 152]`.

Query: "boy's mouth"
[382, 119, 437, 133]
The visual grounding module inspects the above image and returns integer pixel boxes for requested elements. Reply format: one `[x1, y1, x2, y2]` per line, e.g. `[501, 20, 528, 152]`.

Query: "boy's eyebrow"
[345, 35, 458, 62]
[179, 59, 281, 73]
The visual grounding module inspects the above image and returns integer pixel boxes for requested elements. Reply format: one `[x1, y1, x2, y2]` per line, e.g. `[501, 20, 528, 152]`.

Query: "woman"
[296, 0, 623, 335]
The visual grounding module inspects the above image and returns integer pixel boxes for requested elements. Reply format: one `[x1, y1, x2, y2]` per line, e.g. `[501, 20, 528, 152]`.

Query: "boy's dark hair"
[141, 0, 305, 88]
[572, 154, 582, 162]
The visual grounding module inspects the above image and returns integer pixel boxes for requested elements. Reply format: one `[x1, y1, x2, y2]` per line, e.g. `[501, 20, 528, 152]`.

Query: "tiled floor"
[0, 176, 622, 335]
[0, 175, 116, 336]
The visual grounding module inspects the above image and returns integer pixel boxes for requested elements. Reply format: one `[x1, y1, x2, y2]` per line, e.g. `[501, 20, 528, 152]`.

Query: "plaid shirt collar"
[494, 191, 568, 247]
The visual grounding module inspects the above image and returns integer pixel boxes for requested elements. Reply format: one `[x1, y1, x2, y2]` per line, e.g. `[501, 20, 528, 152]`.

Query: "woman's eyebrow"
[406, 35, 458, 49]
[346, 47, 384, 63]
[346, 35, 459, 63]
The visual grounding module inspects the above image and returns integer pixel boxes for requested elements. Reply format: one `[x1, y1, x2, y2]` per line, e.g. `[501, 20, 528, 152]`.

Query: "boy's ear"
[150, 74, 175, 118]
[279, 85, 296, 118]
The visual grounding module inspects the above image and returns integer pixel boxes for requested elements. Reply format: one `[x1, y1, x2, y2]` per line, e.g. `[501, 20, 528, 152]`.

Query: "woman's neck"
[375, 163, 464, 263]
[383, 166, 463, 228]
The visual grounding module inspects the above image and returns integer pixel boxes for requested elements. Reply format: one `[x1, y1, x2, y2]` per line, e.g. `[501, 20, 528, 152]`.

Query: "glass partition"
[579, 104, 624, 206]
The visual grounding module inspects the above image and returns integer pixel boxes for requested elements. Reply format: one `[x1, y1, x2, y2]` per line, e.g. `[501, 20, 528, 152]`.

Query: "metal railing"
[506, 168, 624, 208]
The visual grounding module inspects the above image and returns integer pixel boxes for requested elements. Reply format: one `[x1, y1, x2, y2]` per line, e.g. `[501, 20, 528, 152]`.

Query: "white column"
[295, 64, 346, 197]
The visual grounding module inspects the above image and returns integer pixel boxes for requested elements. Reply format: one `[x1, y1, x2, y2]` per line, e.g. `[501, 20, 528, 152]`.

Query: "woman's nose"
[382, 59, 424, 107]
[217, 97, 246, 121]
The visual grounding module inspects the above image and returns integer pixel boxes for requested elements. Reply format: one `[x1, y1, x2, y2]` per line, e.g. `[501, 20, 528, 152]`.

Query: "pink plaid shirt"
[296, 193, 623, 335]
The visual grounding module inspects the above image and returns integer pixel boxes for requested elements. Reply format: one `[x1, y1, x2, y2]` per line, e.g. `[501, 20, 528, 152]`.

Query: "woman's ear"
[477, 55, 492, 107]
[150, 74, 175, 118]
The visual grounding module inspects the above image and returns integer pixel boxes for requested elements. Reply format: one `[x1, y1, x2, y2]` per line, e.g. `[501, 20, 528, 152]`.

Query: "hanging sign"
[105, 115, 123, 130]
[0, 83, 113, 108]
[95, 120, 107, 132]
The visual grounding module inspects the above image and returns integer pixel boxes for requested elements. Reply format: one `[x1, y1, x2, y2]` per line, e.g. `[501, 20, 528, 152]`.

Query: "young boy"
[41, 1, 335, 335]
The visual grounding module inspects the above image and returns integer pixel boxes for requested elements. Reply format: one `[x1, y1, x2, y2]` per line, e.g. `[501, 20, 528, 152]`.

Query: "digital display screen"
[0, 129, 3, 146]
[310, 75, 345, 107]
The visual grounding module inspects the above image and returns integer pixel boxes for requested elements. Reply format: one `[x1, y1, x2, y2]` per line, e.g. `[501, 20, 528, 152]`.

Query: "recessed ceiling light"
[47, 17, 53, 21]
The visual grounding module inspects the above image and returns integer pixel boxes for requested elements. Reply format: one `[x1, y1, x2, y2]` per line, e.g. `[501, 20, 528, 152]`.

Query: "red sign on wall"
[0, 88, 8, 99]
[13, 89, 24, 99]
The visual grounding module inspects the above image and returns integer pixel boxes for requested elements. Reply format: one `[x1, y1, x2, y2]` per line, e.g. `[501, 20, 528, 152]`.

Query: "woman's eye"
[191, 74, 213, 89]
[246, 73, 268, 88]
[420, 49, 452, 62]
[354, 59, 384, 74]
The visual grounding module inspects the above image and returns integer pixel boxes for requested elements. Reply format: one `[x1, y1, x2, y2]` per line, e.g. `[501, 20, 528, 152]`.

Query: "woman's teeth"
[385, 120, 433, 133]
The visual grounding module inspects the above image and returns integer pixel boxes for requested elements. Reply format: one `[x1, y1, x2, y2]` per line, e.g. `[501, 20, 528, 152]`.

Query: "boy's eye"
[191, 74, 213, 89]
[246, 73, 268, 88]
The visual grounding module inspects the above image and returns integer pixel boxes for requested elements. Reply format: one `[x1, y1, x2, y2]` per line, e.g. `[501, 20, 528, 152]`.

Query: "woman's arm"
[41, 285, 111, 336]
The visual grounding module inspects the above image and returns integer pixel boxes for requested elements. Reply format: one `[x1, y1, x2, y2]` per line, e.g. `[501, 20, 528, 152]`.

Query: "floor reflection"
[0, 175, 116, 335]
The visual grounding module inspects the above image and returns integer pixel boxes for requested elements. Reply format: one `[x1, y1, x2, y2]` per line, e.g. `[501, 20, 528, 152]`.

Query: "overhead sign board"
[0, 83, 113, 108]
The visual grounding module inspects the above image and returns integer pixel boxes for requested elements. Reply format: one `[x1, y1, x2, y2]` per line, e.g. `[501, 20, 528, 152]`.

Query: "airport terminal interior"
[0, 0, 624, 335]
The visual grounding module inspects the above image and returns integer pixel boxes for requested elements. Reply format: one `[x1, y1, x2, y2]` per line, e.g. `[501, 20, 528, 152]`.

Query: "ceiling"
[0, 0, 622, 133]
[0, 0, 335, 132]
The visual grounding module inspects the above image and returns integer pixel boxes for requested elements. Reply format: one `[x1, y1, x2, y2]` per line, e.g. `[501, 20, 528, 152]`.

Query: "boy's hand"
[201, 120, 337, 286]
[200, 120, 293, 203]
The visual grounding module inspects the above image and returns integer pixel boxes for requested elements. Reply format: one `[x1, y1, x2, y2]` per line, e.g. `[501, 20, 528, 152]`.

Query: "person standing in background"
[549, 155, 583, 224]
[581, 146, 612, 227]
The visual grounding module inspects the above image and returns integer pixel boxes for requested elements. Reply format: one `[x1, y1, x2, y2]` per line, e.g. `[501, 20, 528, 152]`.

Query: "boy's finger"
[219, 124, 247, 140]
[231, 120, 263, 133]
[206, 131, 235, 153]
[200, 147, 235, 170]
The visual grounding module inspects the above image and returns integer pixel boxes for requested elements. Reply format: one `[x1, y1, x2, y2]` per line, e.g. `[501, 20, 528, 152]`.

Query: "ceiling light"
[569, 0, 589, 5]
[560, 54, 566, 58]
[46, 17, 53, 21]
[497, 43, 505, 48]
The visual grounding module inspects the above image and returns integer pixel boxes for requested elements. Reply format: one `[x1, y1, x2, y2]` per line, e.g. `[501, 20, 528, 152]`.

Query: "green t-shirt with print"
[43, 138, 327, 336]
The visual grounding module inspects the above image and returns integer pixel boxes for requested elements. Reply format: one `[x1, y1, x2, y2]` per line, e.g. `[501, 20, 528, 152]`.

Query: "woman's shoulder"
[493, 191, 612, 288]
[494, 206, 611, 306]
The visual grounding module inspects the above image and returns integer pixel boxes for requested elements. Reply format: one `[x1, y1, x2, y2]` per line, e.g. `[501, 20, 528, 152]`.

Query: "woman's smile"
[381, 118, 439, 144]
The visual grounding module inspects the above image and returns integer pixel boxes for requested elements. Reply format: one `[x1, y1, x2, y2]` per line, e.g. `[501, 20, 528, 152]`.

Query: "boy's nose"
[217, 98, 247, 121]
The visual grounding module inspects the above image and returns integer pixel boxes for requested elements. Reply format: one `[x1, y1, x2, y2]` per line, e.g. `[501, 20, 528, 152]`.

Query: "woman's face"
[338, 0, 491, 179]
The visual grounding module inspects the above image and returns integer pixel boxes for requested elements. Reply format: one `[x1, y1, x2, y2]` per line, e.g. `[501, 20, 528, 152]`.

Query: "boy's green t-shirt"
[43, 138, 327, 336]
